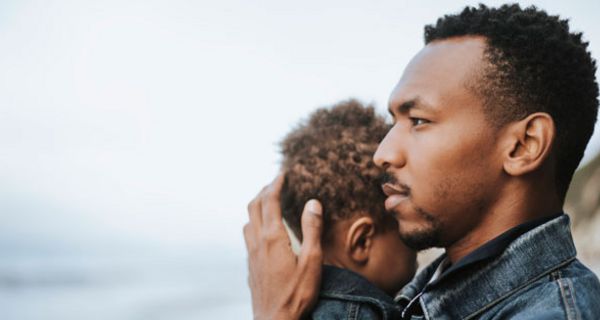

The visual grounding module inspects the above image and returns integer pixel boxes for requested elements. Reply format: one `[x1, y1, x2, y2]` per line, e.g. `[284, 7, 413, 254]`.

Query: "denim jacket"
[396, 214, 600, 319]
[310, 265, 403, 320]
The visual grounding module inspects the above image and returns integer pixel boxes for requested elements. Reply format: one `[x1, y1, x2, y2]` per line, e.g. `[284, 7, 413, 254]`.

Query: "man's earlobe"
[346, 216, 375, 264]
[503, 112, 555, 176]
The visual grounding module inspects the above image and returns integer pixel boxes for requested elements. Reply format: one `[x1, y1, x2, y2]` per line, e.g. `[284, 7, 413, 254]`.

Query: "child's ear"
[345, 216, 376, 265]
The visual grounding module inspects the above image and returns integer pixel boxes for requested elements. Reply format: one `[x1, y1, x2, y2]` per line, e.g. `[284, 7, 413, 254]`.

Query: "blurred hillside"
[566, 152, 600, 271]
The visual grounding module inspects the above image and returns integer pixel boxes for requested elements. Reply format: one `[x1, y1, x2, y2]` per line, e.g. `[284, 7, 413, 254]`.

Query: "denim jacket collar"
[396, 214, 577, 320]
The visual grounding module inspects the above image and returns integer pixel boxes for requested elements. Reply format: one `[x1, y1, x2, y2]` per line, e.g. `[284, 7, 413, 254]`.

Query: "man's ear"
[502, 112, 555, 176]
[345, 216, 376, 265]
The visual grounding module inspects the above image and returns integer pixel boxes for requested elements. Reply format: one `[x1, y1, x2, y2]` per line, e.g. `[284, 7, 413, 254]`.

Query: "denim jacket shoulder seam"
[463, 256, 577, 320]
[558, 277, 581, 320]
[347, 301, 359, 320]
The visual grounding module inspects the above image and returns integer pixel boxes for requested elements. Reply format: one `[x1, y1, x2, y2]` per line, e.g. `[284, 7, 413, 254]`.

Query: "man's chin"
[398, 224, 443, 251]
[391, 204, 443, 250]
[400, 231, 440, 251]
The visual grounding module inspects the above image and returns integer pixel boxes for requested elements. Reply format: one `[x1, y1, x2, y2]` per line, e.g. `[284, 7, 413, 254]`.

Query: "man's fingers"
[297, 199, 323, 312]
[299, 199, 323, 264]
[269, 172, 285, 196]
[247, 195, 263, 228]
[261, 173, 286, 229]
[243, 223, 255, 253]
[248, 182, 271, 224]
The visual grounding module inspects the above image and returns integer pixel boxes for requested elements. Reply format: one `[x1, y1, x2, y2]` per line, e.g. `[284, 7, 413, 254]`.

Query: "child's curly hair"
[280, 99, 391, 244]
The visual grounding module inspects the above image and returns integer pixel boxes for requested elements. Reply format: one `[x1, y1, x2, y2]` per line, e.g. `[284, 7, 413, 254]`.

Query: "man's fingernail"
[306, 199, 322, 215]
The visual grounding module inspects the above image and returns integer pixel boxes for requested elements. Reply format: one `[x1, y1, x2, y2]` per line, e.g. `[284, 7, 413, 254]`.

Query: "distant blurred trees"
[566, 152, 600, 226]
[566, 152, 600, 270]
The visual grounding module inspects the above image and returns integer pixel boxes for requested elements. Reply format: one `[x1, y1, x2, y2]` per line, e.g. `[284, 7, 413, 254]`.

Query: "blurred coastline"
[566, 152, 600, 274]
[0, 249, 251, 320]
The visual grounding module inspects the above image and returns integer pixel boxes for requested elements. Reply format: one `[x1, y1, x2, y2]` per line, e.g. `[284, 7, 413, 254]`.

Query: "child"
[280, 99, 417, 319]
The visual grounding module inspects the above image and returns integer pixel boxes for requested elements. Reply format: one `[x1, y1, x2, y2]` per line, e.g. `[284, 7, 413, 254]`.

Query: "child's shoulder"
[309, 265, 402, 320]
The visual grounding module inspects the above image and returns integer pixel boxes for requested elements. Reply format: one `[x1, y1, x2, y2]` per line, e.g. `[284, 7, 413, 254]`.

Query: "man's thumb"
[300, 199, 323, 253]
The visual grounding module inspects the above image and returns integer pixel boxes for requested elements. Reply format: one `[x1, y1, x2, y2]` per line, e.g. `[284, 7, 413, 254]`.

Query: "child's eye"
[410, 117, 429, 126]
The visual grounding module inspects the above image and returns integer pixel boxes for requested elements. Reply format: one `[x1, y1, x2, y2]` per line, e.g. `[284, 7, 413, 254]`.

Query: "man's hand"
[243, 174, 324, 320]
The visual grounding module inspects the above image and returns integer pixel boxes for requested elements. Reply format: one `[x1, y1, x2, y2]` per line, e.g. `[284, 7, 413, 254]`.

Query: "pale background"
[1, 1, 599, 319]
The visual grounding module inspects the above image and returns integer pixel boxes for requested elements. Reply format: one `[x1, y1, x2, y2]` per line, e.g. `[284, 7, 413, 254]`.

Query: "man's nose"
[374, 124, 406, 170]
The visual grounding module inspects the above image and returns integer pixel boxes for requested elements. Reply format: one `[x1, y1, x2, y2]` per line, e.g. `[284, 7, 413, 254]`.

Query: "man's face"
[374, 36, 504, 250]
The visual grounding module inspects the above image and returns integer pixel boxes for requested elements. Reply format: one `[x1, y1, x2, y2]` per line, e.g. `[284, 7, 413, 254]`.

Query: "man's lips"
[381, 183, 409, 197]
[382, 183, 410, 211]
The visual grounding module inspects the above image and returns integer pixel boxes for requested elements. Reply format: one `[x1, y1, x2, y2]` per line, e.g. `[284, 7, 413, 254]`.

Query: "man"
[244, 4, 600, 319]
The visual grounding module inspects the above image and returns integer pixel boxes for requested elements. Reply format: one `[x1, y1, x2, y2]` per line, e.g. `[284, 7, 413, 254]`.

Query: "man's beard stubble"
[379, 172, 444, 251]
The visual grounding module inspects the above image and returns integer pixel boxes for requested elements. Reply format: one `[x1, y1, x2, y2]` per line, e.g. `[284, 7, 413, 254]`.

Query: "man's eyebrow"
[398, 100, 416, 114]
[388, 98, 435, 115]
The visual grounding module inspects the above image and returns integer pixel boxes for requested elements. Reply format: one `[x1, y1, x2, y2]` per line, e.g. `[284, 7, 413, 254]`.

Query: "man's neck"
[445, 183, 562, 263]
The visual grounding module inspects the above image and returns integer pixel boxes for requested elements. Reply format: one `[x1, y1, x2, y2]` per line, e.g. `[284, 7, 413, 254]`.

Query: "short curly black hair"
[425, 4, 598, 198]
[280, 99, 391, 244]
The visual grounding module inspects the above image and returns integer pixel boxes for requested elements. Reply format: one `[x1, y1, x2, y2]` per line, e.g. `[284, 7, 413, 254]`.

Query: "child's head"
[280, 99, 416, 295]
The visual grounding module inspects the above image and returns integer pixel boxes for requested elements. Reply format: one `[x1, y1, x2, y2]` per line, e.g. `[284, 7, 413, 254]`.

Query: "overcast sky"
[1, 0, 600, 254]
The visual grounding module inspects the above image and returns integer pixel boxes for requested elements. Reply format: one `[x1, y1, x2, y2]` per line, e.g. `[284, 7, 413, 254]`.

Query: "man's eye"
[410, 117, 429, 126]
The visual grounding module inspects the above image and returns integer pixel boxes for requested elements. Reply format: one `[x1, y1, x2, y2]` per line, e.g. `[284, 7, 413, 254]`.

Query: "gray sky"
[1, 0, 600, 254]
